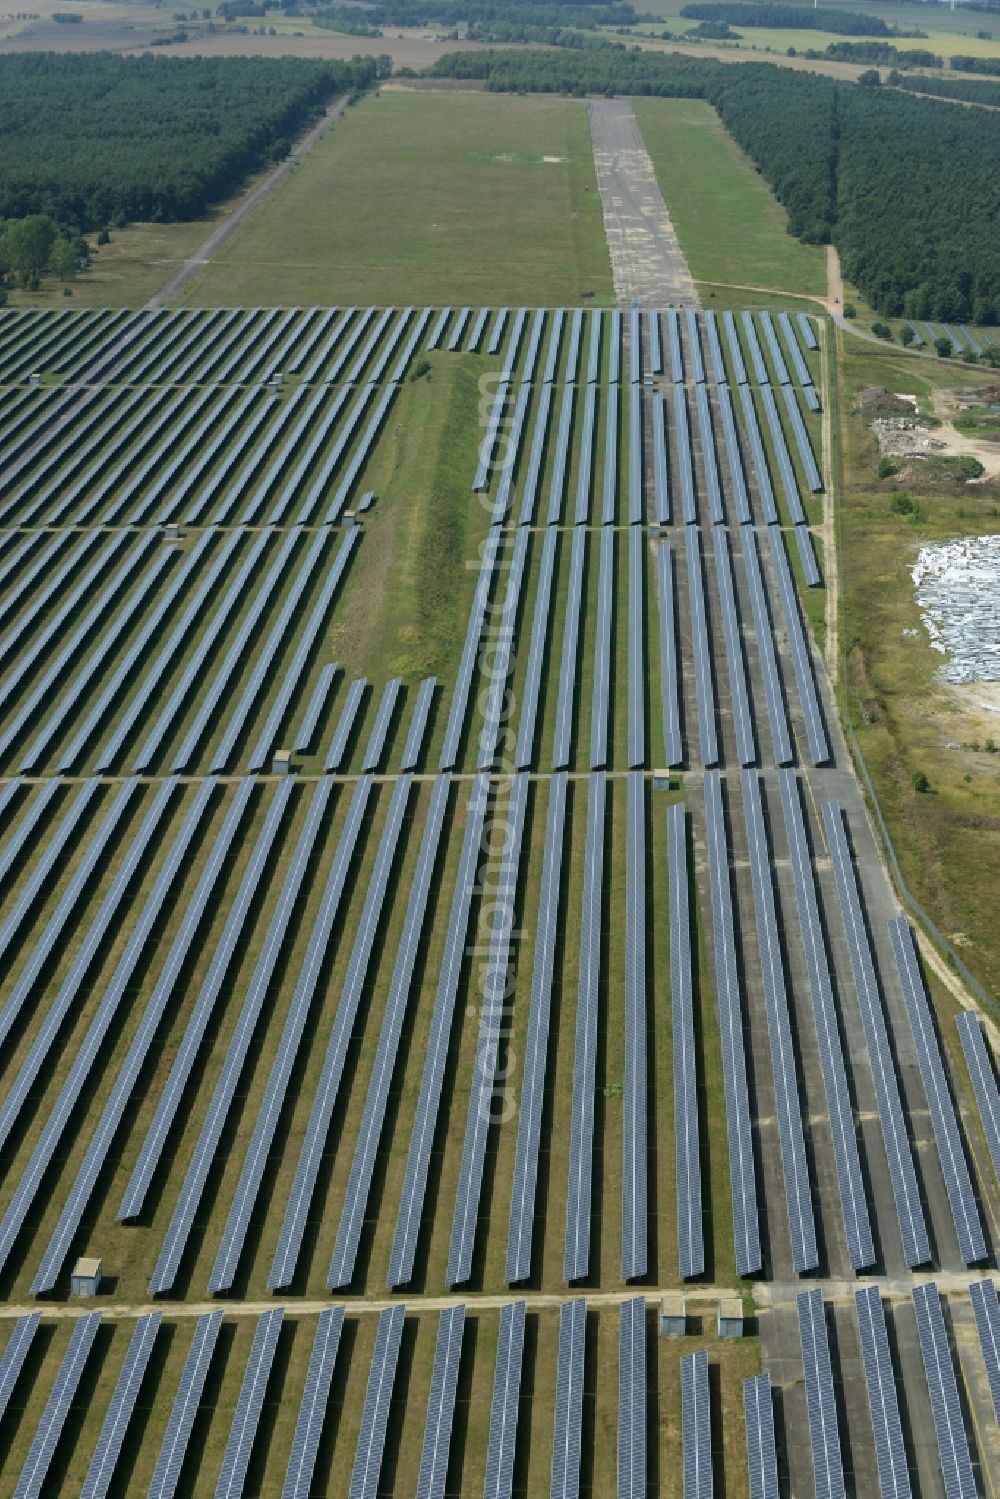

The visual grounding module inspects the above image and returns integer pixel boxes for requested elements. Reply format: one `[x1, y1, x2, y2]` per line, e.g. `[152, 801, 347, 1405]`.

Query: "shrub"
[911, 769, 930, 793]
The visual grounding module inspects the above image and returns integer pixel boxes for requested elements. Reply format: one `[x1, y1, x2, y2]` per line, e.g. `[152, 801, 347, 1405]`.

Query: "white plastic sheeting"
[912, 535, 1000, 683]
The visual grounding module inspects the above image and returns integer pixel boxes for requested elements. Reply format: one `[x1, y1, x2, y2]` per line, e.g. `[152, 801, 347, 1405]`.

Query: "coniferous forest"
[429, 48, 1000, 321]
[0, 52, 378, 230]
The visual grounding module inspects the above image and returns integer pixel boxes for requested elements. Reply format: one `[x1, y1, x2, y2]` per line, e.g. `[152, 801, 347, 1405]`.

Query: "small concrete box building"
[272, 750, 292, 776]
[660, 1294, 687, 1337]
[717, 1296, 744, 1338]
[71, 1257, 102, 1297]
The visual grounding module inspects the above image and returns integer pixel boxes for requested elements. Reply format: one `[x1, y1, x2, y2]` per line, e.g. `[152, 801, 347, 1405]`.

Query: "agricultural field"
[182, 90, 615, 308]
[0, 288, 998, 1499]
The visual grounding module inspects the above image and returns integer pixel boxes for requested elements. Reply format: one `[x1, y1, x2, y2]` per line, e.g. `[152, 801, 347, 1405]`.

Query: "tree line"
[428, 47, 1000, 322]
[679, 3, 906, 37]
[896, 71, 1000, 107]
[0, 52, 378, 232]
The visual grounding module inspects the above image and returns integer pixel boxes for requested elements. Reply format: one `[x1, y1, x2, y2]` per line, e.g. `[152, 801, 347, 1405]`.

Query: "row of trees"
[0, 215, 84, 292]
[429, 48, 1000, 321]
[679, 3, 901, 37]
[896, 71, 1000, 107]
[0, 52, 378, 231]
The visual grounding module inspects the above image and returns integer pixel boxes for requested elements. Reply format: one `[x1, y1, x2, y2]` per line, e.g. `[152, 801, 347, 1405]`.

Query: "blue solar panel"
[674, 385, 697, 525]
[969, 1278, 1000, 1427]
[0, 1314, 40, 1427]
[781, 384, 823, 492]
[609, 309, 622, 384]
[715, 382, 751, 523]
[551, 1299, 586, 1499]
[349, 1306, 406, 1499]
[150, 779, 334, 1294]
[795, 524, 822, 587]
[603, 382, 619, 525]
[591, 528, 614, 770]
[684, 527, 718, 769]
[742, 773, 818, 1274]
[518, 382, 553, 526]
[682, 1351, 712, 1499]
[622, 773, 647, 1281]
[416, 1306, 465, 1499]
[215, 1309, 284, 1499]
[120, 779, 294, 1223]
[282, 1308, 344, 1499]
[741, 311, 769, 384]
[647, 307, 662, 374]
[778, 770, 873, 1271]
[295, 662, 339, 752]
[506, 773, 567, 1284]
[389, 774, 490, 1286]
[655, 543, 683, 767]
[484, 1302, 526, 1499]
[628, 526, 645, 769]
[737, 385, 777, 524]
[448, 773, 529, 1286]
[912, 1283, 977, 1499]
[324, 775, 450, 1292]
[854, 1287, 911, 1499]
[766, 526, 829, 765]
[797, 312, 819, 351]
[704, 772, 760, 1276]
[629, 304, 641, 385]
[514, 529, 557, 769]
[547, 384, 574, 524]
[14, 1312, 102, 1499]
[685, 308, 705, 385]
[474, 378, 511, 491]
[565, 308, 583, 382]
[487, 307, 509, 357]
[400, 676, 436, 771]
[669, 801, 703, 1281]
[575, 383, 597, 524]
[542, 308, 564, 383]
[628, 383, 643, 525]
[426, 307, 450, 350]
[446, 306, 471, 352]
[493, 381, 533, 524]
[652, 393, 670, 526]
[744, 1374, 778, 1499]
[797, 1289, 845, 1499]
[890, 919, 986, 1265]
[324, 677, 367, 772]
[711, 526, 756, 767]
[722, 310, 748, 386]
[694, 384, 723, 524]
[565, 772, 605, 1282]
[552, 528, 586, 770]
[361, 677, 402, 771]
[587, 309, 602, 384]
[667, 308, 684, 384]
[778, 312, 812, 387]
[212, 774, 379, 1295]
[956, 1014, 1000, 1188]
[439, 528, 501, 769]
[618, 1297, 646, 1499]
[820, 802, 929, 1268]
[737, 525, 792, 765]
[759, 311, 790, 386]
[523, 308, 546, 379]
[758, 383, 806, 524]
[468, 307, 490, 353]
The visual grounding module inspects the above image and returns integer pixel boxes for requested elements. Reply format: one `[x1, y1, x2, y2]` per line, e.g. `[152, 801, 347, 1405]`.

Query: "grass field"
[833, 329, 1000, 998]
[183, 90, 614, 307]
[631, 98, 828, 301]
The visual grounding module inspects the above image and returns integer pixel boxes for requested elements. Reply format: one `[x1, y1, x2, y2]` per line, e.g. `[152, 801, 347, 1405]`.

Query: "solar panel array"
[618, 1298, 646, 1499]
[215, 1308, 284, 1499]
[484, 1301, 526, 1499]
[743, 1374, 779, 1499]
[703, 772, 760, 1277]
[282, 1308, 344, 1499]
[349, 1305, 405, 1499]
[969, 1278, 1000, 1427]
[623, 772, 648, 1282]
[551, 1299, 586, 1499]
[14, 1311, 102, 1499]
[912, 1283, 977, 1499]
[669, 801, 704, 1280]
[416, 1306, 465, 1499]
[956, 1012, 1000, 1186]
[565, 771, 605, 1283]
[889, 917, 986, 1265]
[681, 1351, 712, 1499]
[797, 1289, 845, 1499]
[821, 802, 929, 1267]
[743, 773, 817, 1274]
[854, 1286, 911, 1499]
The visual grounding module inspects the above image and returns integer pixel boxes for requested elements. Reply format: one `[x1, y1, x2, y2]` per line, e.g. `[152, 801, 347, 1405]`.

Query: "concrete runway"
[588, 98, 699, 308]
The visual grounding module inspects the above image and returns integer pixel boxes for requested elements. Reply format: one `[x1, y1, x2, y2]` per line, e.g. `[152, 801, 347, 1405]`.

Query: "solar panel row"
[669, 801, 703, 1281]
[565, 771, 605, 1283]
[629, 383, 643, 524]
[213, 773, 379, 1295]
[628, 526, 645, 769]
[738, 524, 793, 766]
[820, 802, 929, 1268]
[518, 381, 553, 525]
[439, 528, 501, 769]
[416, 1305, 465, 1499]
[282, 1307, 344, 1499]
[553, 528, 586, 770]
[349, 1305, 406, 1499]
[652, 394, 670, 526]
[912, 1283, 977, 1499]
[389, 775, 491, 1287]
[797, 1289, 845, 1499]
[603, 382, 619, 525]
[618, 1297, 646, 1499]
[766, 526, 829, 765]
[551, 1299, 586, 1499]
[591, 528, 614, 770]
[694, 384, 724, 524]
[778, 770, 874, 1271]
[854, 1286, 911, 1499]
[514, 528, 557, 768]
[889, 918, 986, 1265]
[14, 1313, 102, 1499]
[506, 773, 567, 1285]
[655, 543, 684, 768]
[215, 1309, 284, 1499]
[743, 1374, 778, 1499]
[759, 311, 791, 386]
[969, 1278, 1000, 1427]
[742, 772, 818, 1275]
[484, 1301, 526, 1499]
[681, 1351, 713, 1499]
[711, 526, 756, 768]
[325, 775, 450, 1293]
[955, 1013, 1000, 1188]
[479, 530, 528, 771]
[685, 527, 719, 769]
[674, 385, 697, 526]
[622, 773, 648, 1282]
[703, 772, 761, 1277]
[448, 772, 529, 1286]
